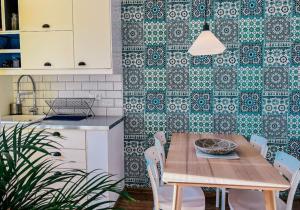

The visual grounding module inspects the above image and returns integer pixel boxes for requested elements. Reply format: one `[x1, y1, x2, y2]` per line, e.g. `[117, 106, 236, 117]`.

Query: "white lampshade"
[188, 29, 226, 56]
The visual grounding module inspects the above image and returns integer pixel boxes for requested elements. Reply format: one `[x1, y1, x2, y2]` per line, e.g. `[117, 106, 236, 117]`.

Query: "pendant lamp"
[188, 0, 226, 56]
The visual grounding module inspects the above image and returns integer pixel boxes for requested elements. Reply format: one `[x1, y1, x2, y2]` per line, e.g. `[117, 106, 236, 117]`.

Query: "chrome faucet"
[17, 75, 38, 115]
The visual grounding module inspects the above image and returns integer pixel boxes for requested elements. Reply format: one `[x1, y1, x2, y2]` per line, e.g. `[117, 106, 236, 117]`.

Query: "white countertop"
[1, 115, 124, 131]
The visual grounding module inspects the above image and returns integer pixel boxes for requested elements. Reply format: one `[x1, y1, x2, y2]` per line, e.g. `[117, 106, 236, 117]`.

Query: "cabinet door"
[73, 0, 112, 69]
[20, 31, 74, 69]
[19, 0, 73, 31]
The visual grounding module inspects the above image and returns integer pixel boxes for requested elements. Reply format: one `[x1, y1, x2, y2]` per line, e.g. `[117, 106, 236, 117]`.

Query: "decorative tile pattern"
[265, 0, 291, 16]
[263, 115, 287, 138]
[291, 42, 300, 66]
[146, 45, 166, 69]
[264, 47, 290, 66]
[215, 1, 239, 18]
[215, 19, 238, 43]
[167, 96, 189, 113]
[146, 91, 166, 113]
[239, 19, 264, 42]
[122, 1, 300, 190]
[167, 2, 190, 21]
[167, 114, 189, 132]
[240, 43, 263, 67]
[290, 91, 300, 114]
[240, 91, 262, 114]
[191, 91, 212, 113]
[241, 0, 264, 17]
[289, 139, 300, 159]
[265, 17, 290, 42]
[214, 114, 237, 134]
[192, 0, 212, 19]
[190, 114, 213, 133]
[263, 95, 289, 115]
[144, 22, 166, 44]
[145, 0, 165, 21]
[264, 68, 289, 90]
[167, 21, 189, 45]
[214, 68, 237, 90]
[167, 67, 189, 90]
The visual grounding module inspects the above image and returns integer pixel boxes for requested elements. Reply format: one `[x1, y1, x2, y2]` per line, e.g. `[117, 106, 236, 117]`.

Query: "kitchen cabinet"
[19, 0, 73, 31]
[0, 0, 122, 75]
[20, 31, 74, 69]
[73, 0, 112, 69]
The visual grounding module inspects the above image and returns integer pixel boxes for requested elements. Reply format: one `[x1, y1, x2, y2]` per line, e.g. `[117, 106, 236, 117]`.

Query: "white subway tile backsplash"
[82, 82, 98, 90]
[106, 91, 122, 99]
[74, 75, 90, 81]
[107, 108, 123, 116]
[59, 91, 74, 98]
[114, 82, 123, 90]
[89, 75, 106, 81]
[43, 75, 58, 82]
[106, 74, 122, 82]
[98, 82, 114, 90]
[13, 74, 123, 116]
[114, 99, 123, 108]
[66, 82, 82, 90]
[58, 75, 74, 81]
[51, 82, 66, 91]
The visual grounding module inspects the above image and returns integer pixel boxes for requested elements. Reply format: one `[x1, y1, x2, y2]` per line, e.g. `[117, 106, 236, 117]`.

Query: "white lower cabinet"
[45, 122, 124, 207]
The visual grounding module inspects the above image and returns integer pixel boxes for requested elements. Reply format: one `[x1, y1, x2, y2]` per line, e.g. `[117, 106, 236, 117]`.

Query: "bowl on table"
[194, 138, 238, 155]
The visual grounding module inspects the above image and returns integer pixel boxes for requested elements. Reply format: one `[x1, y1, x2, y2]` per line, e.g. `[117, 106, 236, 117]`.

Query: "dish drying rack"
[45, 98, 96, 118]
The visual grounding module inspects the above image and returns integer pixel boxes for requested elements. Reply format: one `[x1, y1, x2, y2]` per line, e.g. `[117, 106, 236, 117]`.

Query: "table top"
[163, 133, 290, 191]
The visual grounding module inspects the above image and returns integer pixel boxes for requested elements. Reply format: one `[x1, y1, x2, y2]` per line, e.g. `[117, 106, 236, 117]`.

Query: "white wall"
[0, 76, 13, 116]
[12, 74, 123, 116]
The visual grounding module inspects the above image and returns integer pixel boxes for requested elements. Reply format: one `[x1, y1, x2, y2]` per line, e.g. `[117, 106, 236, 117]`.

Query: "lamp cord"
[204, 0, 208, 24]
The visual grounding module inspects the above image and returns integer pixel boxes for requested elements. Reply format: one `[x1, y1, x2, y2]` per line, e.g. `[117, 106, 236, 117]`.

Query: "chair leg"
[221, 188, 226, 210]
[216, 188, 220, 208]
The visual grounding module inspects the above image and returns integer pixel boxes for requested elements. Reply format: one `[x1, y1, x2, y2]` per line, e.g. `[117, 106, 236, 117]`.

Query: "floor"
[116, 188, 300, 210]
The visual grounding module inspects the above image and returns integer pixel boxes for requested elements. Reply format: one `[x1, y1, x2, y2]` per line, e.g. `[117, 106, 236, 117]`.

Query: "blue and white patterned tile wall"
[122, 0, 300, 188]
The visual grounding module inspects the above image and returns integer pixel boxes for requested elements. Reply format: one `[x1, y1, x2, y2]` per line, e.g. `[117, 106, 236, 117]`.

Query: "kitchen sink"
[1, 115, 45, 124]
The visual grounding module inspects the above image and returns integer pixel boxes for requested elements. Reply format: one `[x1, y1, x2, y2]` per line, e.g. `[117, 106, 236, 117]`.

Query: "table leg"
[263, 190, 277, 210]
[172, 184, 182, 210]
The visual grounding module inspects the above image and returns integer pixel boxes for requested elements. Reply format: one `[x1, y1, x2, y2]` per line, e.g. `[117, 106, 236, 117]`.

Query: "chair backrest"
[154, 131, 167, 145]
[274, 152, 300, 210]
[250, 135, 268, 158]
[154, 132, 166, 185]
[144, 146, 161, 210]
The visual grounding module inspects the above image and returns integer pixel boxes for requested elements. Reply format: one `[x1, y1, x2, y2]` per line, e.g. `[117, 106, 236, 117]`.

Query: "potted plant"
[0, 124, 132, 209]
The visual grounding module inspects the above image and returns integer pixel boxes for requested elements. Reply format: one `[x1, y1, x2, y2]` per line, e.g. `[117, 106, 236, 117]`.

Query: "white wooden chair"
[154, 131, 167, 184]
[216, 135, 269, 210]
[250, 134, 269, 158]
[145, 146, 205, 210]
[228, 152, 300, 210]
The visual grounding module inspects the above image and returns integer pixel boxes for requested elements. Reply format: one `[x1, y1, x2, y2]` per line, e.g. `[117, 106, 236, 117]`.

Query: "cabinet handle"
[52, 132, 61, 137]
[44, 62, 52, 67]
[50, 152, 62, 157]
[78, 62, 86, 66]
[42, 24, 50, 28]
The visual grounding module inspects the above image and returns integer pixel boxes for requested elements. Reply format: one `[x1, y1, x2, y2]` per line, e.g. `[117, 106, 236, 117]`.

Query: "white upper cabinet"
[21, 31, 74, 69]
[19, 0, 73, 31]
[73, 0, 112, 69]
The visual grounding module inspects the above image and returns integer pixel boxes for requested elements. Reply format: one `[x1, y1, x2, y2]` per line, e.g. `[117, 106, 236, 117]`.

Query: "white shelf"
[0, 68, 113, 75]
[0, 30, 19, 35]
[0, 49, 20, 53]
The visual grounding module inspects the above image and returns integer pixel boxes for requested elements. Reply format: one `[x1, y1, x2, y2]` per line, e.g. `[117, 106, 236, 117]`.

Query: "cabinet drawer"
[20, 31, 74, 69]
[46, 129, 86, 150]
[48, 148, 87, 170]
[19, 0, 73, 31]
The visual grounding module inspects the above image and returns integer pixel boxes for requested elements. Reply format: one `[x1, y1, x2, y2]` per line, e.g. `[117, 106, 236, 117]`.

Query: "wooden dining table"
[162, 133, 290, 210]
